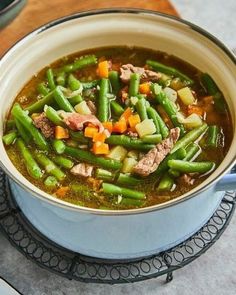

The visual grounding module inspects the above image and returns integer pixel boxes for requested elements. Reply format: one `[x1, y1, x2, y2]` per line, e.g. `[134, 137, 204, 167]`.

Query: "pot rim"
[1, 8, 236, 215]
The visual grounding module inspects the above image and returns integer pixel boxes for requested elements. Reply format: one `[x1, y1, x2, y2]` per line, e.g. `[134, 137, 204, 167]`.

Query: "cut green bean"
[56, 72, 66, 86]
[117, 173, 141, 187]
[102, 183, 145, 200]
[68, 74, 82, 91]
[157, 173, 174, 191]
[109, 71, 120, 96]
[53, 86, 74, 112]
[68, 95, 83, 106]
[147, 60, 193, 85]
[168, 160, 215, 174]
[135, 98, 148, 120]
[171, 123, 208, 154]
[6, 120, 16, 130]
[95, 168, 114, 181]
[44, 105, 64, 126]
[110, 101, 124, 116]
[37, 83, 50, 96]
[141, 134, 162, 144]
[106, 135, 155, 151]
[120, 198, 145, 207]
[69, 131, 89, 144]
[152, 85, 185, 135]
[26, 91, 54, 114]
[62, 55, 97, 73]
[52, 139, 66, 154]
[147, 107, 169, 138]
[12, 104, 48, 151]
[2, 131, 17, 145]
[64, 146, 122, 170]
[207, 125, 220, 147]
[34, 152, 65, 181]
[81, 80, 99, 89]
[16, 139, 43, 179]
[44, 176, 58, 188]
[97, 78, 109, 122]
[46, 68, 56, 90]
[52, 155, 74, 169]
[129, 73, 140, 97]
[15, 118, 31, 144]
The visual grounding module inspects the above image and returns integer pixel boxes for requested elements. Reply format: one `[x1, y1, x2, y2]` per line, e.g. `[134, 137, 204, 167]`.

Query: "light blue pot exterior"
[10, 179, 226, 259]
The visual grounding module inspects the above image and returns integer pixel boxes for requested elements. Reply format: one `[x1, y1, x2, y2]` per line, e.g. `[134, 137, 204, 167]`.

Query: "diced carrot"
[55, 186, 69, 198]
[188, 105, 204, 116]
[120, 107, 133, 121]
[93, 131, 107, 143]
[97, 60, 109, 78]
[139, 83, 151, 95]
[102, 121, 113, 133]
[93, 142, 109, 155]
[113, 118, 127, 133]
[128, 114, 141, 128]
[55, 126, 69, 139]
[84, 126, 98, 138]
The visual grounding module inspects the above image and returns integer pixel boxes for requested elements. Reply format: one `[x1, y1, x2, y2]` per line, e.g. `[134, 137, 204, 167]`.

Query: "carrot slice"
[102, 121, 113, 133]
[55, 186, 69, 198]
[97, 60, 109, 78]
[113, 118, 127, 133]
[55, 126, 69, 139]
[188, 105, 204, 116]
[139, 83, 151, 95]
[128, 114, 141, 128]
[93, 142, 109, 155]
[84, 126, 98, 138]
[120, 107, 132, 121]
[93, 132, 107, 143]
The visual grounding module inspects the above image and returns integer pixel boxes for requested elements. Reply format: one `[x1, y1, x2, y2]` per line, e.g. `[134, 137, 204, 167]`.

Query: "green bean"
[171, 123, 208, 154]
[6, 120, 16, 130]
[64, 146, 122, 170]
[153, 147, 187, 176]
[52, 155, 74, 169]
[102, 183, 146, 200]
[120, 198, 145, 207]
[147, 107, 169, 138]
[16, 139, 43, 179]
[152, 85, 185, 135]
[53, 86, 74, 112]
[157, 173, 174, 191]
[62, 55, 97, 73]
[129, 73, 140, 97]
[97, 78, 109, 122]
[2, 131, 17, 145]
[12, 104, 48, 151]
[81, 80, 99, 89]
[109, 71, 120, 96]
[110, 101, 124, 116]
[44, 176, 58, 188]
[141, 134, 162, 144]
[106, 135, 155, 151]
[146, 60, 193, 85]
[52, 139, 66, 154]
[168, 160, 215, 174]
[68, 95, 83, 106]
[68, 74, 82, 91]
[135, 98, 148, 120]
[44, 105, 64, 126]
[95, 169, 114, 181]
[26, 91, 54, 114]
[37, 83, 50, 96]
[34, 152, 65, 181]
[201, 73, 226, 113]
[46, 68, 56, 90]
[207, 125, 220, 147]
[56, 72, 66, 86]
[15, 118, 31, 144]
[117, 173, 141, 187]
[69, 131, 89, 144]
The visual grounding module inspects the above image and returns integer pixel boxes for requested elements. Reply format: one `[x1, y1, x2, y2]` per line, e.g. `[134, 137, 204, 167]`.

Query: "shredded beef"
[120, 64, 161, 83]
[33, 113, 54, 138]
[133, 128, 180, 176]
[70, 163, 94, 177]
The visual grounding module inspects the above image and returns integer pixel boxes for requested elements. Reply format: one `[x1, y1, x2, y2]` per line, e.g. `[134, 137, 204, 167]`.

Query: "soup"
[2, 46, 232, 210]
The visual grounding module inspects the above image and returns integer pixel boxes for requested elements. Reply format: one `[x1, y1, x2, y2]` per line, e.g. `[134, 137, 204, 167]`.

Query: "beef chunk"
[120, 64, 161, 83]
[70, 163, 94, 177]
[33, 112, 54, 138]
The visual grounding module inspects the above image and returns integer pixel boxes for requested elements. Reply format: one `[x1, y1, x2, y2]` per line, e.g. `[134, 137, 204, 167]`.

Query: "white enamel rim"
[0, 8, 236, 216]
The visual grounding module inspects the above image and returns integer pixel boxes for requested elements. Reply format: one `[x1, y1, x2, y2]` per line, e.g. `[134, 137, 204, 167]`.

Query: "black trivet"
[0, 169, 235, 284]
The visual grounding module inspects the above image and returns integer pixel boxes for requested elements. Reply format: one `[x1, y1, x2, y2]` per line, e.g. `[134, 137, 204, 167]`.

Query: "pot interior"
[0, 10, 236, 213]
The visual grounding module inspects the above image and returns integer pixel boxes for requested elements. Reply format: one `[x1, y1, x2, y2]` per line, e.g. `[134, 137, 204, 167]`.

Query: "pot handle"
[215, 166, 236, 191]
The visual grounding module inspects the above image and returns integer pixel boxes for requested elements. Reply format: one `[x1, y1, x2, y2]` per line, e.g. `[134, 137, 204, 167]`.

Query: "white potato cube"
[135, 119, 156, 138]
[163, 87, 177, 102]
[74, 101, 91, 115]
[107, 145, 127, 161]
[122, 158, 138, 173]
[177, 87, 195, 105]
